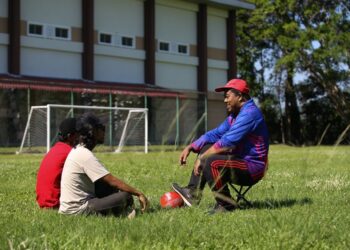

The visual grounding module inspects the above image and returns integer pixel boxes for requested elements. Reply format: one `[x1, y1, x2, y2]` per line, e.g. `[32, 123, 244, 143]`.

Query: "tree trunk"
[284, 67, 302, 145]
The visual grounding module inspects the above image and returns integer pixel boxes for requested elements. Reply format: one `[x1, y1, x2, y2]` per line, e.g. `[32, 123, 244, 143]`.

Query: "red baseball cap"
[215, 79, 250, 94]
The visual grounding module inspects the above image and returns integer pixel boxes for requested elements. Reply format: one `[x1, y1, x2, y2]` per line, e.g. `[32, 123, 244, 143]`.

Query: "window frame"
[53, 25, 71, 40]
[176, 43, 189, 55]
[27, 21, 71, 41]
[98, 32, 114, 45]
[119, 34, 135, 49]
[158, 40, 171, 53]
[27, 22, 45, 38]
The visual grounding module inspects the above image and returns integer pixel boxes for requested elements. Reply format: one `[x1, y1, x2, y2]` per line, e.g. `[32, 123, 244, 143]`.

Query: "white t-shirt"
[59, 145, 109, 214]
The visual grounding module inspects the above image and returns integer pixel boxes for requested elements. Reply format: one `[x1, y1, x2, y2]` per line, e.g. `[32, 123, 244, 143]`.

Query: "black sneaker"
[172, 183, 201, 207]
[208, 203, 236, 215]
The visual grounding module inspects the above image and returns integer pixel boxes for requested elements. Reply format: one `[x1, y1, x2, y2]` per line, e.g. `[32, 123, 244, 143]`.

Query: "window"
[97, 32, 136, 49]
[28, 23, 44, 37]
[99, 33, 113, 45]
[54, 27, 70, 40]
[177, 44, 189, 55]
[159, 41, 170, 52]
[158, 41, 190, 55]
[121, 36, 134, 47]
[27, 22, 71, 40]
[55, 27, 68, 39]
[112, 34, 135, 48]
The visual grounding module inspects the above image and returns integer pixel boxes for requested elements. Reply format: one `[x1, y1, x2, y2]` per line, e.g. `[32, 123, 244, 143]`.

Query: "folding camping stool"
[228, 183, 254, 208]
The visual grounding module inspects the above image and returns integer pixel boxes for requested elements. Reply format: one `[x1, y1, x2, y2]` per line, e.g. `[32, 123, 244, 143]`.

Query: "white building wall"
[2, 0, 234, 89]
[21, 0, 81, 26]
[156, 61, 197, 91]
[21, 47, 81, 79]
[0, 43, 7, 73]
[20, 0, 82, 78]
[207, 7, 228, 92]
[156, 0, 197, 43]
[0, 35, 7, 74]
[95, 55, 144, 84]
[207, 7, 227, 49]
[0, 0, 8, 73]
[155, 0, 197, 90]
[0, 0, 7, 17]
[208, 67, 228, 91]
[94, 0, 144, 83]
[95, 0, 143, 36]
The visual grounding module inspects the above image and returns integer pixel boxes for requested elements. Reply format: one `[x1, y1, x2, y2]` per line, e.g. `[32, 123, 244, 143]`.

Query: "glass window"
[178, 44, 188, 55]
[28, 23, 43, 36]
[100, 33, 112, 44]
[159, 42, 170, 52]
[121, 36, 134, 47]
[55, 27, 69, 39]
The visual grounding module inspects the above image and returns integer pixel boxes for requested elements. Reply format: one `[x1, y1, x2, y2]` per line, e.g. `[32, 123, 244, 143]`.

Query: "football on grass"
[160, 191, 184, 208]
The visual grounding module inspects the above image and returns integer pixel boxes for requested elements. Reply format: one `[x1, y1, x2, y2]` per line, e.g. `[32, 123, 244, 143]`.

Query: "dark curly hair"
[57, 117, 77, 142]
[76, 113, 104, 150]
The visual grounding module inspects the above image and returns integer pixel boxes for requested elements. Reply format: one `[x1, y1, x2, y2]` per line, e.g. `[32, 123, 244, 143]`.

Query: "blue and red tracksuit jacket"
[191, 99, 269, 180]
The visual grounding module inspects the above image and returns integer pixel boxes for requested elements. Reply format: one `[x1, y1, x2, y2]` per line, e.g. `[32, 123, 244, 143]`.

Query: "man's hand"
[193, 158, 202, 176]
[179, 145, 192, 165]
[138, 194, 149, 213]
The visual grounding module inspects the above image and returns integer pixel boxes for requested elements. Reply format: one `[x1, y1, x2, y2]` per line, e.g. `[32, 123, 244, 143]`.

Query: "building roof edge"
[188, 0, 255, 10]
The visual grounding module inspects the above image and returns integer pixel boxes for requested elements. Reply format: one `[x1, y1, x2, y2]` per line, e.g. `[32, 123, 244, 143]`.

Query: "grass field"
[0, 145, 349, 249]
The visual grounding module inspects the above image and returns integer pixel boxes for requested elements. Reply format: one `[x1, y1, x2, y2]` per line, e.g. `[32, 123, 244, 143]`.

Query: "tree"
[236, 0, 350, 145]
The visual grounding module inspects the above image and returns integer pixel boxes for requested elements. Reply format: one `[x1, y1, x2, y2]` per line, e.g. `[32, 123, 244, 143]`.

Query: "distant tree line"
[236, 0, 350, 145]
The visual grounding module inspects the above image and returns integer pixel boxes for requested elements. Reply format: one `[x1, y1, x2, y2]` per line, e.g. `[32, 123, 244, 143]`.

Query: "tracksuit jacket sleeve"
[213, 110, 255, 149]
[191, 117, 232, 152]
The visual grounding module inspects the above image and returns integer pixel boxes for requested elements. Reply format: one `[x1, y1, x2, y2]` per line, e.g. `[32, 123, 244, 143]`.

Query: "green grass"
[0, 145, 349, 249]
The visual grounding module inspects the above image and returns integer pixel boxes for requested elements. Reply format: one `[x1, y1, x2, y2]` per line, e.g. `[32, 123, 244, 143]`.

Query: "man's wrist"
[198, 154, 204, 161]
[133, 191, 143, 197]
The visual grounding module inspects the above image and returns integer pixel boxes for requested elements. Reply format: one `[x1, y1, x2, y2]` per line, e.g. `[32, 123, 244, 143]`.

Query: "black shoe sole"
[171, 183, 193, 207]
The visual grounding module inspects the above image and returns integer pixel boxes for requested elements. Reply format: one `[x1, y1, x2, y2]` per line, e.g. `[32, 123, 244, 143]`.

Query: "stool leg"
[229, 184, 253, 207]
[240, 186, 253, 207]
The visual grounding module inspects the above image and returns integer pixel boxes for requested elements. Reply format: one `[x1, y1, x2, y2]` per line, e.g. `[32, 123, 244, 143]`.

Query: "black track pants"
[87, 179, 133, 216]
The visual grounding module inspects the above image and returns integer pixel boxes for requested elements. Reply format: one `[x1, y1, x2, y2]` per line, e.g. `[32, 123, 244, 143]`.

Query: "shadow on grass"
[142, 197, 313, 214]
[110, 197, 313, 216]
[240, 197, 312, 210]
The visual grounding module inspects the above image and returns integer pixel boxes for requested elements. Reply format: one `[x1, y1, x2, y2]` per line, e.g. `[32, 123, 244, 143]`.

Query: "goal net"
[17, 104, 148, 154]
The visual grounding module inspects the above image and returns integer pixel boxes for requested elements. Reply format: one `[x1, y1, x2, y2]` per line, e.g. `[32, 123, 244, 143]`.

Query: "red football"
[160, 191, 184, 208]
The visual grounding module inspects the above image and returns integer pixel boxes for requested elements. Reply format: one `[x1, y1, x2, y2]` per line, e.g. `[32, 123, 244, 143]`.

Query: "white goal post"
[17, 104, 148, 154]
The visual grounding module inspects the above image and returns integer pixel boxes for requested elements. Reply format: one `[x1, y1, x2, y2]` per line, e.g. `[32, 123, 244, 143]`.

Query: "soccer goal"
[17, 104, 148, 154]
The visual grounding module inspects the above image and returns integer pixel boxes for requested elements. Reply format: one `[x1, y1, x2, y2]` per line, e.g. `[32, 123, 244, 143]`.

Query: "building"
[0, 0, 254, 148]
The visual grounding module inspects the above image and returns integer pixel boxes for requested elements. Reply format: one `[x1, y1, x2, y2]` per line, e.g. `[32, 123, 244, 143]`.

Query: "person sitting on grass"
[59, 113, 149, 217]
[172, 79, 269, 214]
[36, 117, 78, 209]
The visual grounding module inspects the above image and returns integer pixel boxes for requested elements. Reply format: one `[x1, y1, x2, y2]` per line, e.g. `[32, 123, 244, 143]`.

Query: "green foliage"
[259, 94, 282, 143]
[236, 0, 350, 145]
[1, 147, 350, 249]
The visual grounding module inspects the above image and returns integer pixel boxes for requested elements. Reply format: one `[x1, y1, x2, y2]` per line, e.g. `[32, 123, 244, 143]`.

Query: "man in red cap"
[172, 79, 269, 213]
